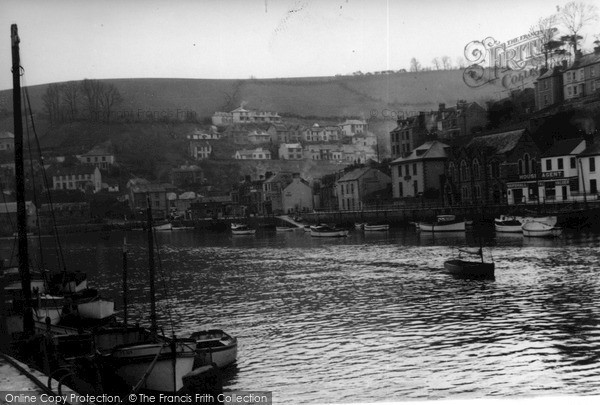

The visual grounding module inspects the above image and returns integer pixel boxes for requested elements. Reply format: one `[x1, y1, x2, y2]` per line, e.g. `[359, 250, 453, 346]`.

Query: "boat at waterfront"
[190, 329, 238, 369]
[522, 221, 563, 238]
[355, 223, 365, 230]
[310, 224, 349, 237]
[231, 223, 256, 235]
[418, 215, 466, 232]
[364, 223, 390, 231]
[276, 226, 295, 232]
[153, 222, 173, 231]
[495, 215, 558, 233]
[444, 245, 494, 279]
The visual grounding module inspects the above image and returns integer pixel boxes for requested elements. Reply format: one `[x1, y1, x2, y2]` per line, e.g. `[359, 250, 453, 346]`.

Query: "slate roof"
[465, 129, 526, 155]
[391, 141, 449, 164]
[568, 51, 600, 70]
[578, 140, 600, 157]
[542, 138, 585, 158]
[337, 167, 371, 182]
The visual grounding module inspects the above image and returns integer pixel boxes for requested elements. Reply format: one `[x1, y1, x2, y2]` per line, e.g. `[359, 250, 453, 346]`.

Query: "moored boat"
[418, 215, 465, 232]
[364, 223, 389, 231]
[522, 221, 563, 238]
[444, 245, 494, 279]
[75, 298, 115, 320]
[231, 223, 256, 235]
[495, 215, 558, 233]
[190, 329, 237, 369]
[354, 223, 365, 231]
[276, 226, 295, 232]
[310, 224, 349, 237]
[153, 222, 172, 231]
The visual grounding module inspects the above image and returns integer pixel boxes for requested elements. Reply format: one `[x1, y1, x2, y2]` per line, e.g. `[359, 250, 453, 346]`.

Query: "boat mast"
[122, 236, 128, 326]
[11, 24, 34, 335]
[146, 196, 157, 336]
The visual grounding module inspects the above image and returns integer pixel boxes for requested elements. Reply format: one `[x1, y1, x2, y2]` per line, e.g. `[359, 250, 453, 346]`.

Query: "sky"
[0, 0, 598, 90]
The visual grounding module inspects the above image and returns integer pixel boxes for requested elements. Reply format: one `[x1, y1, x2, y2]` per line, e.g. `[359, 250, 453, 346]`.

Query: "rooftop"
[391, 141, 450, 163]
[466, 129, 527, 155]
[542, 138, 585, 158]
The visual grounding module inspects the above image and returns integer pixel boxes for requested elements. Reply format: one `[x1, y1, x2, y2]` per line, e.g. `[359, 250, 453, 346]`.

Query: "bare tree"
[456, 56, 466, 69]
[81, 79, 104, 121]
[99, 84, 123, 123]
[559, 1, 599, 56]
[61, 81, 80, 122]
[42, 83, 62, 124]
[409, 57, 421, 72]
[441, 56, 452, 70]
[432, 57, 441, 70]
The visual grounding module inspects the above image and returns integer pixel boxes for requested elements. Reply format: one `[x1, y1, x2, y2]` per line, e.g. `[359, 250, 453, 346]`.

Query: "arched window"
[531, 158, 537, 174]
[472, 158, 480, 180]
[518, 159, 524, 175]
[448, 163, 455, 181]
[460, 160, 470, 181]
[524, 154, 530, 174]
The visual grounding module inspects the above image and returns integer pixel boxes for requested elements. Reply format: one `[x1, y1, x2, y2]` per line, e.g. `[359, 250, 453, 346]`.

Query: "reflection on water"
[3, 228, 600, 403]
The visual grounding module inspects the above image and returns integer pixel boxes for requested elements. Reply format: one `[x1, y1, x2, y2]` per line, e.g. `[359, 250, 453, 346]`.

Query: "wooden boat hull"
[231, 229, 256, 235]
[191, 330, 237, 369]
[522, 222, 563, 237]
[109, 340, 196, 392]
[418, 221, 465, 232]
[494, 220, 522, 233]
[276, 227, 295, 232]
[310, 229, 349, 237]
[364, 224, 389, 231]
[444, 259, 495, 278]
[76, 299, 115, 320]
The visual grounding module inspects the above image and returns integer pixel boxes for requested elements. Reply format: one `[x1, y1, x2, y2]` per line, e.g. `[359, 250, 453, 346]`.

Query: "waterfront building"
[538, 138, 585, 203]
[263, 172, 294, 214]
[446, 128, 540, 206]
[390, 141, 449, 199]
[127, 182, 176, 219]
[282, 173, 313, 214]
[50, 165, 102, 193]
[577, 138, 600, 200]
[336, 167, 391, 211]
[189, 195, 234, 219]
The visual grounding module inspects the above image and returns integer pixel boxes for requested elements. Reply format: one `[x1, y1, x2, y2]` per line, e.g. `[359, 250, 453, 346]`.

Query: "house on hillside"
[267, 123, 305, 143]
[78, 141, 115, 170]
[282, 173, 313, 214]
[336, 167, 391, 211]
[247, 128, 272, 144]
[127, 182, 176, 219]
[563, 50, 600, 101]
[50, 165, 102, 193]
[436, 101, 487, 140]
[534, 66, 564, 110]
[391, 141, 449, 199]
[0, 131, 14, 151]
[234, 147, 271, 160]
[390, 112, 436, 159]
[304, 124, 341, 142]
[339, 119, 367, 136]
[187, 127, 221, 140]
[189, 139, 212, 160]
[447, 128, 540, 206]
[279, 143, 304, 160]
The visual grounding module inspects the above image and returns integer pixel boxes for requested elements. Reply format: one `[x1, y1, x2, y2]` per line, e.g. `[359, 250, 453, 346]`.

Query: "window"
[557, 158, 563, 170]
[412, 163, 417, 175]
[102, 157, 106, 162]
[544, 95, 549, 105]
[474, 185, 481, 199]
[591, 179, 598, 194]
[592, 66, 596, 77]
[544, 81, 548, 90]
[590, 157, 596, 172]
[473, 158, 480, 180]
[567, 86, 572, 96]
[460, 160, 469, 181]
[570, 157, 576, 169]
[397, 166, 402, 177]
[524, 154, 530, 174]
[398, 182, 403, 197]
[546, 159, 552, 171]
[413, 180, 418, 195]
[351, 183, 354, 194]
[448, 163, 455, 181]
[518, 159, 524, 175]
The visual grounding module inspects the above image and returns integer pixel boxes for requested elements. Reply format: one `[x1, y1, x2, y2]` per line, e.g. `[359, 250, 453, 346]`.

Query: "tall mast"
[146, 196, 157, 335]
[11, 24, 34, 334]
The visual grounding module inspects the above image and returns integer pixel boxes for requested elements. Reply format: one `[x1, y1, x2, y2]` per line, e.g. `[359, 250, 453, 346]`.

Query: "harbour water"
[3, 228, 600, 403]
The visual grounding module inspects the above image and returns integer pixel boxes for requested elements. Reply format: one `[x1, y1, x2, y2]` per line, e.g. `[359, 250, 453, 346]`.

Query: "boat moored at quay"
[418, 215, 466, 232]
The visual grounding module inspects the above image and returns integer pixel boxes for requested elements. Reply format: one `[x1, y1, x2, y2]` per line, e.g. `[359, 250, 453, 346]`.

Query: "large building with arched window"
[443, 129, 540, 206]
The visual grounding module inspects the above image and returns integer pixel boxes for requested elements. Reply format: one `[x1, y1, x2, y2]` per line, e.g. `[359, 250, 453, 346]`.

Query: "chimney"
[439, 103, 446, 111]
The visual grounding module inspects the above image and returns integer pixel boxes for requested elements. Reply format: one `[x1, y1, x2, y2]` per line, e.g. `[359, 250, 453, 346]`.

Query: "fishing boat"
[153, 222, 172, 231]
[103, 204, 197, 393]
[522, 221, 563, 238]
[444, 247, 495, 279]
[310, 224, 349, 237]
[190, 329, 237, 369]
[231, 223, 256, 235]
[418, 215, 465, 232]
[75, 297, 115, 320]
[364, 223, 390, 231]
[494, 215, 558, 233]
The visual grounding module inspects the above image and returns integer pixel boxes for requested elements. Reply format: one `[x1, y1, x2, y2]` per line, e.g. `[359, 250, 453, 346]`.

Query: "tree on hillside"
[99, 84, 123, 123]
[81, 79, 104, 121]
[409, 58, 421, 72]
[61, 81, 80, 122]
[559, 1, 599, 56]
[42, 83, 63, 124]
[530, 15, 561, 69]
[441, 56, 452, 70]
[432, 57, 441, 70]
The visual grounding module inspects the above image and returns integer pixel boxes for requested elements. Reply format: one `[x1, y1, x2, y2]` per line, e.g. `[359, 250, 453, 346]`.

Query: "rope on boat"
[129, 344, 166, 395]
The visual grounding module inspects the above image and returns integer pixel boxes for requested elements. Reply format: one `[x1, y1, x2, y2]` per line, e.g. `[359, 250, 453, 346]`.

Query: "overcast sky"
[0, 0, 598, 90]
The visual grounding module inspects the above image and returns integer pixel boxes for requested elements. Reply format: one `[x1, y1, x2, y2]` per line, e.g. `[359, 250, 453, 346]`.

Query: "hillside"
[0, 70, 508, 123]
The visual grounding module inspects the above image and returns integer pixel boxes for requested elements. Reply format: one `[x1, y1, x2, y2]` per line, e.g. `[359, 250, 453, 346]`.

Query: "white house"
[282, 173, 313, 213]
[51, 166, 102, 193]
[78, 142, 115, 170]
[279, 143, 304, 160]
[339, 119, 367, 136]
[0, 131, 14, 151]
[578, 139, 600, 199]
[537, 138, 586, 202]
[234, 147, 272, 160]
